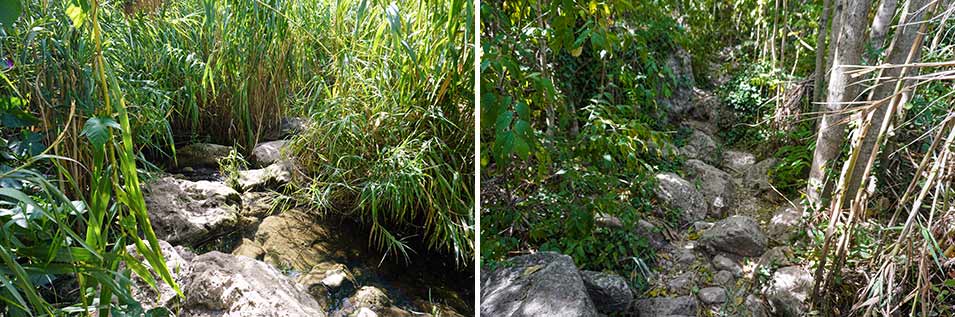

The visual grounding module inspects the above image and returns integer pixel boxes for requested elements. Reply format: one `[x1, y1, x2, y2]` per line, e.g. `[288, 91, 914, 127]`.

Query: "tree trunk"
[845, 0, 931, 202]
[806, 0, 872, 208]
[867, 0, 898, 59]
[812, 0, 834, 104]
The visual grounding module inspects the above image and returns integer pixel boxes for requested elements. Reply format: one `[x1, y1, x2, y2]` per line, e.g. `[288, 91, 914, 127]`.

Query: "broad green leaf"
[65, 0, 90, 28]
[0, 0, 21, 29]
[80, 117, 120, 146]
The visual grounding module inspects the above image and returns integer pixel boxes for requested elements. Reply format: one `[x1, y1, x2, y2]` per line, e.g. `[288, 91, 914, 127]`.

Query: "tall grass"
[290, 0, 474, 264]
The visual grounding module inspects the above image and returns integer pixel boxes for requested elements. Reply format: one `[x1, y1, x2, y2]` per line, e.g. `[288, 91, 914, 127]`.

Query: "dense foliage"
[480, 0, 687, 287]
[0, 0, 473, 314]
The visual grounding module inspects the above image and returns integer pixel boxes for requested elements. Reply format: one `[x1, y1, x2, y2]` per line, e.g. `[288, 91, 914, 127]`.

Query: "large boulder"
[631, 296, 699, 316]
[660, 47, 696, 121]
[181, 252, 325, 316]
[254, 209, 359, 271]
[481, 252, 599, 317]
[580, 271, 633, 315]
[176, 143, 233, 169]
[144, 177, 241, 246]
[127, 242, 325, 317]
[250, 140, 290, 167]
[679, 130, 719, 165]
[722, 150, 756, 174]
[701, 216, 768, 257]
[764, 266, 812, 317]
[654, 173, 707, 224]
[768, 205, 803, 243]
[745, 158, 779, 192]
[685, 159, 736, 217]
[698, 287, 727, 305]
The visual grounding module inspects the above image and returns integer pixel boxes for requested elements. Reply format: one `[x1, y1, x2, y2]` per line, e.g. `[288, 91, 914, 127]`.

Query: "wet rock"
[181, 252, 325, 316]
[764, 266, 812, 317]
[481, 252, 599, 317]
[237, 160, 294, 192]
[580, 271, 633, 315]
[685, 159, 736, 217]
[679, 130, 720, 165]
[635, 219, 668, 250]
[176, 143, 233, 169]
[713, 270, 735, 287]
[701, 216, 768, 257]
[769, 205, 803, 243]
[712, 254, 742, 276]
[251, 140, 290, 167]
[654, 173, 706, 224]
[698, 287, 727, 305]
[632, 295, 698, 316]
[144, 177, 241, 246]
[746, 294, 771, 317]
[349, 286, 392, 310]
[722, 150, 756, 174]
[232, 238, 265, 260]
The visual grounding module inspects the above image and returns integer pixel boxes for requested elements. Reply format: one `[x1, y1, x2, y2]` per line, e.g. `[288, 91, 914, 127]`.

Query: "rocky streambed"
[481, 55, 813, 317]
[129, 125, 472, 317]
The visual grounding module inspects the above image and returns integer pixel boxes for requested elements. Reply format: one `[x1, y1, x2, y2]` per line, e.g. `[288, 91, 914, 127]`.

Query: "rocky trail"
[481, 53, 812, 317]
[129, 119, 471, 317]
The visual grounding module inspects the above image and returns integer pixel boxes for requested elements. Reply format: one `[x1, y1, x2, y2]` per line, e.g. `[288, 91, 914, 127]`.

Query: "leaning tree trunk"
[806, 0, 872, 209]
[867, 0, 898, 59]
[845, 0, 931, 205]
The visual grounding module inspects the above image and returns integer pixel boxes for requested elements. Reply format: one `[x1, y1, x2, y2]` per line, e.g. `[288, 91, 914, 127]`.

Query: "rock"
[746, 294, 771, 317]
[176, 143, 233, 169]
[241, 191, 284, 219]
[255, 209, 357, 271]
[481, 252, 599, 317]
[635, 219, 668, 250]
[580, 271, 633, 315]
[688, 88, 730, 128]
[769, 205, 803, 242]
[685, 159, 736, 217]
[701, 216, 768, 257]
[250, 140, 290, 167]
[722, 150, 756, 174]
[144, 177, 241, 246]
[595, 213, 623, 229]
[693, 221, 714, 232]
[660, 47, 696, 120]
[181, 252, 325, 316]
[280, 117, 309, 138]
[764, 266, 812, 317]
[679, 130, 720, 165]
[674, 248, 698, 266]
[232, 238, 265, 260]
[757, 247, 793, 271]
[667, 271, 697, 295]
[712, 254, 742, 276]
[698, 287, 727, 305]
[712, 270, 735, 287]
[350, 286, 392, 310]
[654, 173, 706, 224]
[127, 240, 196, 309]
[745, 158, 778, 192]
[632, 296, 698, 316]
[354, 307, 378, 317]
[237, 160, 294, 192]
